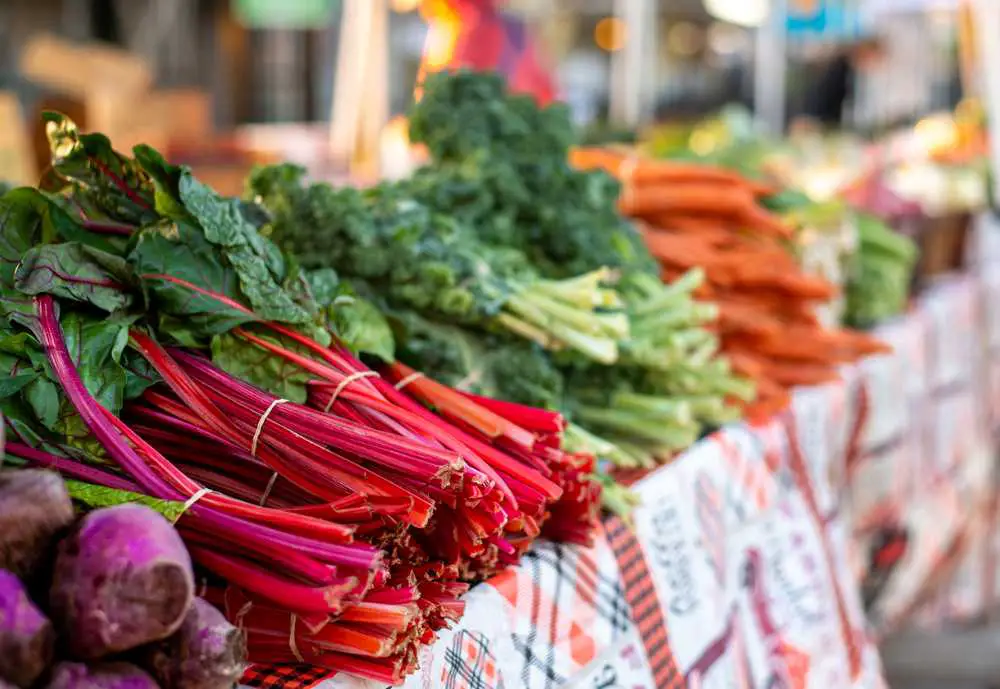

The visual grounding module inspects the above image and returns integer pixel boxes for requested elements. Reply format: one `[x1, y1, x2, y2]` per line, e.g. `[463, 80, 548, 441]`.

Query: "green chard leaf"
[330, 292, 395, 363]
[14, 243, 134, 312]
[122, 348, 160, 399]
[48, 312, 131, 454]
[42, 113, 158, 227]
[131, 219, 258, 347]
[177, 171, 313, 324]
[210, 327, 315, 403]
[63, 480, 187, 522]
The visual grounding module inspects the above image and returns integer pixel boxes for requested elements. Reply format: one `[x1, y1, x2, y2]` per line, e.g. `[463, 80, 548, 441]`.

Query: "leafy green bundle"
[406, 70, 656, 279]
[1, 114, 602, 683]
[249, 165, 628, 365]
[396, 70, 753, 466]
[845, 213, 917, 328]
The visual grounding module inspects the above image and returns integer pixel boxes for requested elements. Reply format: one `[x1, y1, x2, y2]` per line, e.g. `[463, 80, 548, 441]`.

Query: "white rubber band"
[393, 371, 425, 391]
[323, 371, 379, 412]
[289, 614, 304, 662]
[183, 487, 212, 511]
[235, 600, 253, 630]
[259, 471, 280, 507]
[251, 399, 289, 458]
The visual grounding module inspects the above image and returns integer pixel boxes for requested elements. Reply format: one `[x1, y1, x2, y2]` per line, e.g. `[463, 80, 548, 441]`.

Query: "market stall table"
[237, 216, 1000, 689]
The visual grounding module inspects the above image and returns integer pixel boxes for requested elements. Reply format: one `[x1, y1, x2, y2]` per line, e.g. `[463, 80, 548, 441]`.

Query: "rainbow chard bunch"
[0, 114, 600, 683]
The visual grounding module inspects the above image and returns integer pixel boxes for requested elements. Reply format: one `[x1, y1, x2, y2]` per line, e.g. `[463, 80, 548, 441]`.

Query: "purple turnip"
[46, 662, 158, 689]
[140, 598, 246, 689]
[0, 469, 75, 579]
[0, 570, 54, 688]
[50, 504, 194, 659]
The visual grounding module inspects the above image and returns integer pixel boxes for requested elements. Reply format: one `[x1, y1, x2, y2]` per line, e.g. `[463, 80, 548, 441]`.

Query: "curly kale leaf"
[405, 70, 657, 279]
[248, 165, 532, 327]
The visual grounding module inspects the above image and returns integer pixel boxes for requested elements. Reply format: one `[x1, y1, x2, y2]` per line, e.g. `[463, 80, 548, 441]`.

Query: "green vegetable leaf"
[131, 220, 258, 347]
[42, 113, 158, 227]
[122, 349, 160, 399]
[130, 144, 190, 220]
[0, 372, 37, 398]
[14, 243, 134, 312]
[0, 187, 111, 286]
[210, 328, 314, 403]
[330, 293, 395, 362]
[24, 377, 60, 429]
[177, 171, 314, 325]
[49, 311, 130, 454]
[64, 479, 187, 522]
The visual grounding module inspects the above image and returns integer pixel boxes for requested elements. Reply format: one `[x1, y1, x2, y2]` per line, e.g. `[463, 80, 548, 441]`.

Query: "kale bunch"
[406, 70, 656, 279]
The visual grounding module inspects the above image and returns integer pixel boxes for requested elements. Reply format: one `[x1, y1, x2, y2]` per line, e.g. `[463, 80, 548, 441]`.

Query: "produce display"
[0, 68, 961, 687]
[1, 112, 600, 683]
[0, 469, 244, 689]
[570, 147, 890, 420]
[248, 71, 752, 471]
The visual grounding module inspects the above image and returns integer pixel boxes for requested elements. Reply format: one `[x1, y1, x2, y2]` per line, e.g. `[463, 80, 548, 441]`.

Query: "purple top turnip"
[46, 662, 159, 689]
[141, 598, 246, 689]
[0, 470, 75, 579]
[0, 569, 55, 688]
[50, 504, 194, 659]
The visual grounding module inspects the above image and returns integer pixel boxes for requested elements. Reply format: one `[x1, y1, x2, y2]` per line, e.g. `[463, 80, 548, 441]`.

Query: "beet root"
[141, 598, 246, 689]
[0, 569, 55, 688]
[0, 470, 74, 579]
[45, 662, 159, 689]
[50, 504, 194, 659]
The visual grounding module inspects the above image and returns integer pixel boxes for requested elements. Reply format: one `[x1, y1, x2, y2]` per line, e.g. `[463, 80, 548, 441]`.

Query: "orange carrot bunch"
[571, 146, 890, 421]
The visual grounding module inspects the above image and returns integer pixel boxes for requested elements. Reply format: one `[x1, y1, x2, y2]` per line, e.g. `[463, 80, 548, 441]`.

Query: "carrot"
[648, 217, 738, 245]
[571, 147, 753, 186]
[641, 229, 720, 268]
[725, 268, 837, 300]
[823, 329, 893, 358]
[568, 147, 627, 175]
[744, 390, 792, 425]
[620, 183, 754, 217]
[716, 303, 783, 337]
[741, 206, 794, 239]
[718, 294, 820, 328]
[725, 351, 768, 381]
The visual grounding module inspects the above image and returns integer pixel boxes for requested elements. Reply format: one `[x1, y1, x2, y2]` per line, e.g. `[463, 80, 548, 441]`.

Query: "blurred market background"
[2, 1, 1000, 688]
[0, 0, 985, 190]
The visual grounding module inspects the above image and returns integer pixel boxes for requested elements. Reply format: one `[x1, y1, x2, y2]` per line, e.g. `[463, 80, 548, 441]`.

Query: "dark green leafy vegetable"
[248, 164, 626, 364]
[406, 70, 656, 279]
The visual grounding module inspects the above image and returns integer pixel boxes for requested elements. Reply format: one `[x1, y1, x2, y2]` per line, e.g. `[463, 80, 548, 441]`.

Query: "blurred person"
[797, 37, 884, 130]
